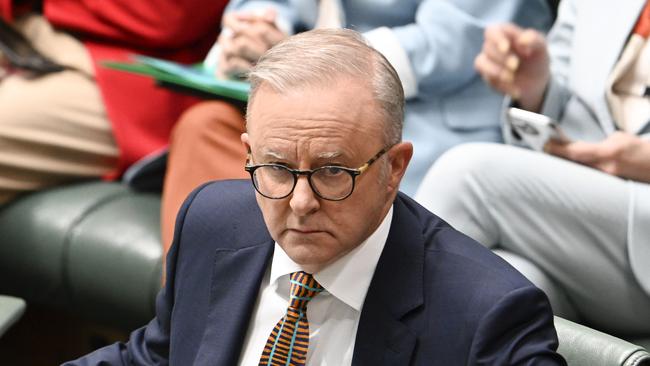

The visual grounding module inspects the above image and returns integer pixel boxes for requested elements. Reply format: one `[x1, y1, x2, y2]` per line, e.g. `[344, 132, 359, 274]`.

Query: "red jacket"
[1, 0, 228, 177]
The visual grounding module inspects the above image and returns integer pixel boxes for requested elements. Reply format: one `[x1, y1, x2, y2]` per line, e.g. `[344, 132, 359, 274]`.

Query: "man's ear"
[241, 132, 251, 153]
[387, 142, 413, 194]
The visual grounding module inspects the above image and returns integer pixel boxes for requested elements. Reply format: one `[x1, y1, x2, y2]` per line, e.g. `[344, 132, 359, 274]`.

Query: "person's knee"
[170, 102, 245, 145]
[429, 142, 505, 179]
[171, 103, 219, 144]
[415, 143, 510, 209]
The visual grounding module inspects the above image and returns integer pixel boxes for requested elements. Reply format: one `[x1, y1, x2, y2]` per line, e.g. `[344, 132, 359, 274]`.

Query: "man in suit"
[416, 0, 650, 336]
[64, 29, 564, 365]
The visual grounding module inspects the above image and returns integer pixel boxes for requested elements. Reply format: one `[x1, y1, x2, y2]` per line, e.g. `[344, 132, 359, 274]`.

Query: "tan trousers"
[0, 15, 118, 204]
[161, 101, 249, 256]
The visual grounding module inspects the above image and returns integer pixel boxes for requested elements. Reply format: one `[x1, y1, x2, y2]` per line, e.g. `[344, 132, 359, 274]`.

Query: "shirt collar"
[269, 206, 393, 312]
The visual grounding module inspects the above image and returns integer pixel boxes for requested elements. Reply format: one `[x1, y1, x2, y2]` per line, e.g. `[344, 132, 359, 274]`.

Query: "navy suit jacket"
[65, 180, 565, 365]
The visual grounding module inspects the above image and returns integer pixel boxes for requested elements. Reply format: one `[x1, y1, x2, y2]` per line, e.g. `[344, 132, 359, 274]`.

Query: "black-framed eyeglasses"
[244, 146, 391, 201]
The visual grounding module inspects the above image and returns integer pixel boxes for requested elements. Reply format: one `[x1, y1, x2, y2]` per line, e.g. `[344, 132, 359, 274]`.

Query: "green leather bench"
[0, 181, 162, 330]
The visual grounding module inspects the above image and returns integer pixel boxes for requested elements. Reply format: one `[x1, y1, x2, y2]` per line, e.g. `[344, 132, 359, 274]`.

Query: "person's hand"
[545, 132, 650, 183]
[216, 9, 287, 79]
[475, 23, 550, 112]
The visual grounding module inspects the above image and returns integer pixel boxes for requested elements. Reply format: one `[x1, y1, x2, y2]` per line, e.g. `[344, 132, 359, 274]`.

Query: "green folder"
[103, 55, 250, 103]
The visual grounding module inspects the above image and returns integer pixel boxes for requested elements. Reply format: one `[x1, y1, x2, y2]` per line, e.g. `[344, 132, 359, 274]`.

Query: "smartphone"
[0, 18, 65, 74]
[507, 108, 571, 151]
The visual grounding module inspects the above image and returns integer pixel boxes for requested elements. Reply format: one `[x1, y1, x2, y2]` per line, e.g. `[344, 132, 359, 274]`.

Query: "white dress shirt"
[238, 206, 393, 366]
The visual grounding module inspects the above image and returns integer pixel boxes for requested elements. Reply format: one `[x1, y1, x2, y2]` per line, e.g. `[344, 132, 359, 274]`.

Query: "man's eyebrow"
[317, 151, 343, 160]
[258, 150, 343, 161]
[259, 150, 286, 160]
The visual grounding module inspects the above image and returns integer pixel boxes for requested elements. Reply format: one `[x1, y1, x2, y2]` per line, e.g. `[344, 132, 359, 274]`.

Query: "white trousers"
[415, 143, 650, 336]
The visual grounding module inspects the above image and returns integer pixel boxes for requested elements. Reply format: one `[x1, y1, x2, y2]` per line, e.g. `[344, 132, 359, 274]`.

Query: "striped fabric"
[259, 271, 324, 366]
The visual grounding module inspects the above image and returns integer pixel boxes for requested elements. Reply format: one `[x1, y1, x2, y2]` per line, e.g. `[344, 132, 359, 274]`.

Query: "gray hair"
[246, 28, 404, 146]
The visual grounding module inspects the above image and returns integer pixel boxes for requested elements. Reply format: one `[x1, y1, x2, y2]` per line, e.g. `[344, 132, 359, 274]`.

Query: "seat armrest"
[122, 148, 168, 192]
[0, 295, 26, 337]
[555, 316, 650, 366]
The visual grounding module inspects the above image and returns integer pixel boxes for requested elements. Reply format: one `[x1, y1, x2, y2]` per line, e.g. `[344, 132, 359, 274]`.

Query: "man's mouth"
[288, 228, 325, 234]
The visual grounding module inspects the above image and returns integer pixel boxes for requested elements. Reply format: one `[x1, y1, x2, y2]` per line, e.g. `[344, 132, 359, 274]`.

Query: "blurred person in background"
[416, 0, 650, 337]
[0, 1, 229, 204]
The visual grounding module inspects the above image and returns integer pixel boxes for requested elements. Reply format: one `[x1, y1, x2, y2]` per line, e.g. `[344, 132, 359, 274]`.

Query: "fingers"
[221, 31, 270, 63]
[481, 38, 520, 71]
[224, 8, 276, 26]
[545, 133, 648, 179]
[475, 24, 524, 98]
[218, 10, 287, 79]
[543, 139, 570, 158]
[223, 10, 285, 48]
[548, 140, 623, 176]
[217, 30, 256, 79]
[513, 28, 547, 58]
[484, 23, 525, 56]
[237, 19, 285, 48]
[258, 8, 278, 24]
[475, 52, 520, 98]
[493, 23, 525, 51]
[218, 53, 254, 79]
[476, 23, 550, 110]
[545, 140, 606, 165]
[222, 11, 258, 32]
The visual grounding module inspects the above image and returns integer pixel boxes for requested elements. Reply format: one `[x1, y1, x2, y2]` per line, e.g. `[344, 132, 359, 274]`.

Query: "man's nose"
[289, 176, 320, 216]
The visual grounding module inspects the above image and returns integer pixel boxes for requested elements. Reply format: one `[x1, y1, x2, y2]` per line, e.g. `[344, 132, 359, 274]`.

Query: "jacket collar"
[352, 194, 424, 366]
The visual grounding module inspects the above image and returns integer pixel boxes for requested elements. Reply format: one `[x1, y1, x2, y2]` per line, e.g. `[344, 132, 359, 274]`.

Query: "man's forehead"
[247, 79, 378, 122]
[246, 79, 386, 155]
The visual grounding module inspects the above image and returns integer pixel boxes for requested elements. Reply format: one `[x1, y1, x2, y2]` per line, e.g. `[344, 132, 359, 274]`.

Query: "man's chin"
[278, 236, 333, 272]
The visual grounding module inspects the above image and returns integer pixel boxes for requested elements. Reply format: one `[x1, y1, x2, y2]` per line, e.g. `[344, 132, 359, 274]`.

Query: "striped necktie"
[259, 271, 324, 366]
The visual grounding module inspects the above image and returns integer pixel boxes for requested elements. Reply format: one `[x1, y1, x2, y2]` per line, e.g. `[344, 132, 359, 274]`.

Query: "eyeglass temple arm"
[358, 147, 389, 173]
[245, 152, 253, 166]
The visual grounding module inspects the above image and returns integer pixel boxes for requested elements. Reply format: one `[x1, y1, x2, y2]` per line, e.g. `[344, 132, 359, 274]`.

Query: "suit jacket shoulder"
[353, 193, 564, 365]
[396, 191, 533, 292]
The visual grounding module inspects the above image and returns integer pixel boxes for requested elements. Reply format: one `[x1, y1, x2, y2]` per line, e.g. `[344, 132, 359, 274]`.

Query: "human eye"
[319, 166, 346, 177]
[268, 163, 287, 171]
[264, 163, 290, 175]
[256, 164, 291, 184]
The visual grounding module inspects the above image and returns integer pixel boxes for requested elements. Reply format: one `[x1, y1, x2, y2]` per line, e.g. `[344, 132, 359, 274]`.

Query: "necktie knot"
[289, 271, 324, 311]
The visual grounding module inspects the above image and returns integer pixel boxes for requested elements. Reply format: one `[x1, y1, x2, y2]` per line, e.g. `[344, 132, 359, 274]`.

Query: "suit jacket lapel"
[193, 239, 274, 366]
[353, 196, 423, 366]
